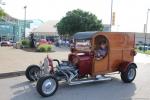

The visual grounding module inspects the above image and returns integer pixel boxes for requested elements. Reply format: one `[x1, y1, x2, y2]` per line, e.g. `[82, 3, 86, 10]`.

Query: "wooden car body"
[69, 31, 136, 76]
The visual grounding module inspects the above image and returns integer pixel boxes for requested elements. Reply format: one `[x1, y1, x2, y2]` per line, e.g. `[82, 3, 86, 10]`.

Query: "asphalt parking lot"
[0, 62, 150, 100]
[0, 47, 69, 73]
[0, 47, 150, 100]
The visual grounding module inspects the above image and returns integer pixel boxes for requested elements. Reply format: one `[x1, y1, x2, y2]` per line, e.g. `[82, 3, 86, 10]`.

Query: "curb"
[0, 71, 25, 79]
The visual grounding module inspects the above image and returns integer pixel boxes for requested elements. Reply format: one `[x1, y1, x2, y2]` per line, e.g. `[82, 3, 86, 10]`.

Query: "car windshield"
[75, 39, 91, 51]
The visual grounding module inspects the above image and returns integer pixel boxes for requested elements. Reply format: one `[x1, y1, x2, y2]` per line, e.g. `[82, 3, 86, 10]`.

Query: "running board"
[68, 77, 112, 85]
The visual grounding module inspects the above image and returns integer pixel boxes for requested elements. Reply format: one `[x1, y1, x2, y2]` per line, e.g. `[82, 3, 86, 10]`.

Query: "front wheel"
[121, 64, 136, 83]
[36, 76, 58, 97]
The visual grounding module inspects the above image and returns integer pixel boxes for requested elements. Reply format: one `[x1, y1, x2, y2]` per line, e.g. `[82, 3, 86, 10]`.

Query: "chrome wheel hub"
[42, 79, 56, 95]
[128, 68, 136, 80]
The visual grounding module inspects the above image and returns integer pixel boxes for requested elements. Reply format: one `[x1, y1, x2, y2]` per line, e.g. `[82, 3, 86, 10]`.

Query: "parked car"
[1, 41, 12, 46]
[25, 31, 137, 97]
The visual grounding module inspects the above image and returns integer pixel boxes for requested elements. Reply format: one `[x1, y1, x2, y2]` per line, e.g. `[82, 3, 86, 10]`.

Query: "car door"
[92, 35, 109, 75]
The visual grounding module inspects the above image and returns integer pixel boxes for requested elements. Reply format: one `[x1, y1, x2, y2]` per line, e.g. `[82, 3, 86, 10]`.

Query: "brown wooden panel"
[91, 32, 135, 75]
[109, 49, 123, 72]
[93, 55, 108, 73]
[123, 49, 134, 62]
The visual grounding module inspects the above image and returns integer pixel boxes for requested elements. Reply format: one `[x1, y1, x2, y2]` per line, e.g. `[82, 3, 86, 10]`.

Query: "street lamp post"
[145, 9, 150, 33]
[23, 5, 27, 39]
[144, 9, 150, 52]
[110, 0, 113, 32]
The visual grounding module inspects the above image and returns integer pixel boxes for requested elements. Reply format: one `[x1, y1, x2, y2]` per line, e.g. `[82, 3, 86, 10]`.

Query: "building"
[0, 13, 43, 42]
[135, 33, 150, 45]
[30, 20, 110, 41]
[30, 20, 59, 42]
[103, 24, 111, 32]
[0, 21, 15, 41]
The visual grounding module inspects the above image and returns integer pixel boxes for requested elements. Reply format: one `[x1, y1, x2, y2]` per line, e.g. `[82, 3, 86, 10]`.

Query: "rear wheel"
[121, 64, 136, 83]
[25, 65, 40, 81]
[36, 76, 58, 97]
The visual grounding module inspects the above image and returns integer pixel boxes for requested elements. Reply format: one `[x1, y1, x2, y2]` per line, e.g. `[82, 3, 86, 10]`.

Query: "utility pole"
[110, 0, 113, 32]
[23, 5, 27, 39]
[144, 9, 150, 52]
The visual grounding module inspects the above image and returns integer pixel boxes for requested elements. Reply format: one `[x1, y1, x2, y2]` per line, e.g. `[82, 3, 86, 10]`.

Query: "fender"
[119, 62, 137, 73]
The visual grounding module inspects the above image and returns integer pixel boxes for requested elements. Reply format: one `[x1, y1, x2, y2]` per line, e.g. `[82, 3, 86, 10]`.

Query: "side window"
[94, 35, 108, 60]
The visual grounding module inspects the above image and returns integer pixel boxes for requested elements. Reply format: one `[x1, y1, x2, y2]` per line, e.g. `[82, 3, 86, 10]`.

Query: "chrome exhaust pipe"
[68, 76, 112, 85]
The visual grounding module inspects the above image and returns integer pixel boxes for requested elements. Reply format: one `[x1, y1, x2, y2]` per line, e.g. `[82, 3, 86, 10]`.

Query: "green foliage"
[145, 50, 150, 54]
[138, 47, 142, 51]
[136, 49, 150, 55]
[0, 8, 6, 17]
[136, 45, 150, 55]
[56, 9, 103, 36]
[37, 46, 45, 52]
[37, 44, 52, 52]
[21, 39, 30, 47]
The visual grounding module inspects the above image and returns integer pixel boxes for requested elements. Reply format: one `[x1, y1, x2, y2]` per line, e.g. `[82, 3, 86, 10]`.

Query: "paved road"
[134, 53, 150, 64]
[0, 47, 150, 100]
[0, 62, 150, 100]
[0, 47, 69, 73]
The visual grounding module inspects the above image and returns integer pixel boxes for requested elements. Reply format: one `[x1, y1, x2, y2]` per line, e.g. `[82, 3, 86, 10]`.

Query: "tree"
[0, 8, 6, 18]
[56, 9, 103, 36]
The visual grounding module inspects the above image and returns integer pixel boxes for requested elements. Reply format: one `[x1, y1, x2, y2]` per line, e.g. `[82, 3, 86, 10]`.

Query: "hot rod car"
[25, 31, 137, 97]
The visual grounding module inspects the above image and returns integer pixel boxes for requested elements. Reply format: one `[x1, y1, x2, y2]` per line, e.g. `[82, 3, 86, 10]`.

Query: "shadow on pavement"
[10, 77, 136, 100]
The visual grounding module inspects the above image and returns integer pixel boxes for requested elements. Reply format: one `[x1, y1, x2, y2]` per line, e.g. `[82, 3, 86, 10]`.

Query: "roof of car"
[73, 31, 98, 40]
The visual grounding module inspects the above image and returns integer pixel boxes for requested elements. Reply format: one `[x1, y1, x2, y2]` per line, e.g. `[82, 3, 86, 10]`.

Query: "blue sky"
[1, 0, 150, 32]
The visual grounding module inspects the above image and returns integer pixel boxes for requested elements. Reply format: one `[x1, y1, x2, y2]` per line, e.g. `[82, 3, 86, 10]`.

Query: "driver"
[95, 41, 107, 60]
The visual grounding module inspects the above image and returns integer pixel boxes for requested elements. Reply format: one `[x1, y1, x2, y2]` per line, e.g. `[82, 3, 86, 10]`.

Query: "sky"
[1, 0, 150, 32]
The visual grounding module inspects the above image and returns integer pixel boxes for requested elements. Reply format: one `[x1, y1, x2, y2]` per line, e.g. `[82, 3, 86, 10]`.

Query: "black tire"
[25, 65, 40, 81]
[121, 64, 136, 83]
[36, 76, 58, 97]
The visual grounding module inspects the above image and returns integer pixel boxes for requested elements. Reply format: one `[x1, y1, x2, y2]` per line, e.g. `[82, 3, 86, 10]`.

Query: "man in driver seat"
[96, 41, 107, 60]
